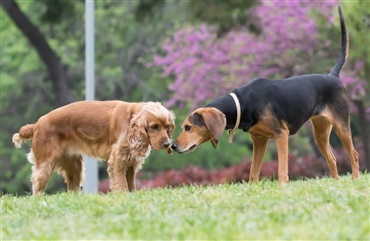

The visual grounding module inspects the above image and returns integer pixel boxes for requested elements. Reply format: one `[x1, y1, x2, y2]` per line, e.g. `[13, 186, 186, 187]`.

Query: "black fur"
[205, 6, 349, 136]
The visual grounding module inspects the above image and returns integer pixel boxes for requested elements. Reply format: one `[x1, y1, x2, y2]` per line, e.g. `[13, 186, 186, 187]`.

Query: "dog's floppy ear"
[199, 108, 226, 148]
[210, 139, 218, 149]
[167, 110, 176, 137]
[167, 110, 176, 155]
[127, 113, 150, 157]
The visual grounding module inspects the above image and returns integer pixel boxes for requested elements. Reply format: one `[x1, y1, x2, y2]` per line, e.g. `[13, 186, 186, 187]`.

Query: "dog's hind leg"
[311, 117, 339, 179]
[249, 134, 269, 183]
[57, 154, 84, 192]
[333, 122, 360, 179]
[30, 158, 54, 196]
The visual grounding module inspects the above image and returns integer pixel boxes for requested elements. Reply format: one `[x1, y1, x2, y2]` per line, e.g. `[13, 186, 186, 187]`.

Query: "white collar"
[227, 93, 241, 143]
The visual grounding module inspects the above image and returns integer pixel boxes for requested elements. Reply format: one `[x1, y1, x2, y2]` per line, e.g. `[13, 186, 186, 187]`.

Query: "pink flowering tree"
[150, 0, 369, 168]
[151, 1, 366, 109]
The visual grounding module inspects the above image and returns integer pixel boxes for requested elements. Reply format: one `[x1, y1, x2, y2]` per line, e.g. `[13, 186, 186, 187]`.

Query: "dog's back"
[233, 5, 349, 135]
[235, 73, 349, 135]
[14, 100, 137, 159]
[13, 101, 127, 149]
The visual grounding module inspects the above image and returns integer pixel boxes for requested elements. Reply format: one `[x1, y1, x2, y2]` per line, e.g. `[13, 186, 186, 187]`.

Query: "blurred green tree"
[1, 0, 186, 194]
[341, 0, 370, 169]
[2, 0, 74, 106]
[315, 1, 369, 169]
[1, 0, 261, 194]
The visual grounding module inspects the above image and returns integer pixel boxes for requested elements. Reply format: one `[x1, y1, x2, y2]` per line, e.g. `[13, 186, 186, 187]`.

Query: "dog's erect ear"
[127, 113, 149, 157]
[199, 108, 226, 148]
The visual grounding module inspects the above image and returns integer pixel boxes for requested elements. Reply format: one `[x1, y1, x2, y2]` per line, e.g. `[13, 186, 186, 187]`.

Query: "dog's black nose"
[162, 141, 171, 149]
[171, 142, 178, 151]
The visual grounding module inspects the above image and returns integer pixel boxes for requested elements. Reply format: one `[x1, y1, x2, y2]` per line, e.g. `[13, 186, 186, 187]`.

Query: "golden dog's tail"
[12, 124, 35, 148]
[329, 6, 348, 78]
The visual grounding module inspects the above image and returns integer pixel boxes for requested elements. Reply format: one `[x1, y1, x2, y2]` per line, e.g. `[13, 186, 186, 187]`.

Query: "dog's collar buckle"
[228, 93, 241, 143]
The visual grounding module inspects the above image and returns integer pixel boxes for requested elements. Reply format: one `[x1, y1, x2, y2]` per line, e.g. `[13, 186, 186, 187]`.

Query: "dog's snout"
[171, 142, 178, 151]
[162, 140, 171, 149]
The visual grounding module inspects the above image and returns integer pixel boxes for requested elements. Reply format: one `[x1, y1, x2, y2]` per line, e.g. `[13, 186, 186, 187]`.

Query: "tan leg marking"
[249, 134, 269, 183]
[275, 124, 290, 185]
[333, 124, 360, 179]
[311, 117, 339, 179]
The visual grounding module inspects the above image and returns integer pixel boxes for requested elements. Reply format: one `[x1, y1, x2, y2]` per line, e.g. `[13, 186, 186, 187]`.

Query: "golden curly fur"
[12, 101, 175, 195]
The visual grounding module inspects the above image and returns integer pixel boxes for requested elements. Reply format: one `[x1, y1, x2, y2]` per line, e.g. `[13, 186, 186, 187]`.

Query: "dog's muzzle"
[171, 142, 196, 154]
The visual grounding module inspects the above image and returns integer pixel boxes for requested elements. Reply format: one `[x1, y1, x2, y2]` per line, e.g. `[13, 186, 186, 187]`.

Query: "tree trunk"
[1, 0, 74, 106]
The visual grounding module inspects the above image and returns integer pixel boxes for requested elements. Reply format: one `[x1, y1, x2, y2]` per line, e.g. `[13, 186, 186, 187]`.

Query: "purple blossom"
[149, 0, 365, 113]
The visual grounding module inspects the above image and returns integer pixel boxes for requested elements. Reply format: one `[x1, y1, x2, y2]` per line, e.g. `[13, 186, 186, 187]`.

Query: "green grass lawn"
[2, 174, 369, 240]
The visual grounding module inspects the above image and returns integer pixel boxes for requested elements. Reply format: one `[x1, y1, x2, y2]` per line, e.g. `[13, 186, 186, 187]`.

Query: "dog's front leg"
[107, 160, 128, 192]
[249, 134, 269, 183]
[107, 146, 129, 192]
[275, 126, 290, 185]
[126, 166, 136, 192]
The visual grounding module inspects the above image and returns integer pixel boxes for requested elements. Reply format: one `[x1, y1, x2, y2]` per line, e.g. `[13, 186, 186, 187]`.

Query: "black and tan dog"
[171, 6, 360, 184]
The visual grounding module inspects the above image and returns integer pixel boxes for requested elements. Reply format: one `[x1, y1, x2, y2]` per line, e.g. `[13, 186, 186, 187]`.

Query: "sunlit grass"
[2, 174, 369, 240]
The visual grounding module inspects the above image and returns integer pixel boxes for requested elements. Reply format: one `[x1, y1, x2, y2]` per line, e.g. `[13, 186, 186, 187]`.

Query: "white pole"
[83, 0, 98, 193]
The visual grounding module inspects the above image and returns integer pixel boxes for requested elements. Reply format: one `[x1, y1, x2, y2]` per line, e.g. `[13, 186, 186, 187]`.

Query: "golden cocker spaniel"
[12, 101, 175, 195]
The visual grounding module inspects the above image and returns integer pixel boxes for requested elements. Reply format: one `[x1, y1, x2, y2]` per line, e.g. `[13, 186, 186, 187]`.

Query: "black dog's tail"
[329, 6, 348, 78]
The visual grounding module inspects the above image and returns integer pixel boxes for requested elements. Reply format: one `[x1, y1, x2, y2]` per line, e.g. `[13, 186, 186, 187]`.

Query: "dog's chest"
[247, 111, 282, 139]
[144, 145, 152, 158]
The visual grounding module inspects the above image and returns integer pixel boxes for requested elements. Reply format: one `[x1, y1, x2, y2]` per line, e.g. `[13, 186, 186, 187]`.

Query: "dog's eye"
[184, 125, 191, 132]
[151, 124, 159, 130]
[165, 125, 170, 130]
